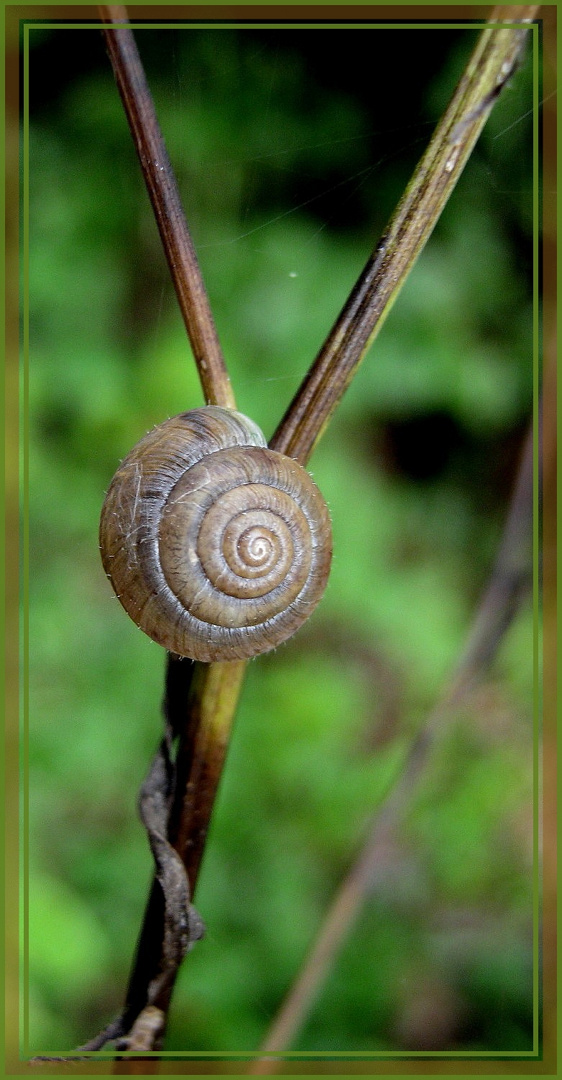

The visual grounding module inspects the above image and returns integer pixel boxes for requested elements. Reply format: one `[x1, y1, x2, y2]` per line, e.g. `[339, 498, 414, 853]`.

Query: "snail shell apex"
[99, 407, 332, 662]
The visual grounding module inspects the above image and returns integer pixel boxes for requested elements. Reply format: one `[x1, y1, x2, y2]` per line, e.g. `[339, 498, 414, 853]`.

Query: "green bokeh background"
[27, 24, 535, 1055]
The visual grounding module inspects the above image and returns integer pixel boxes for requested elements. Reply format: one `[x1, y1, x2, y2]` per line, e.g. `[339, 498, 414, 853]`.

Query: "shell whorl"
[99, 407, 332, 662]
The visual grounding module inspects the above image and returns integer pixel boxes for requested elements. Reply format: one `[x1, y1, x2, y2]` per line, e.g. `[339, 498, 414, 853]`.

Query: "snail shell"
[99, 407, 332, 662]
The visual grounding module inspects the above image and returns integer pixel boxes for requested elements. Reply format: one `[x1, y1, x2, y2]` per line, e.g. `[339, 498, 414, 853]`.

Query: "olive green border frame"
[5, 3, 556, 1076]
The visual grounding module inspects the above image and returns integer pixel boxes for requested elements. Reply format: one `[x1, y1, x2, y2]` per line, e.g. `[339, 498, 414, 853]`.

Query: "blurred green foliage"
[27, 25, 535, 1055]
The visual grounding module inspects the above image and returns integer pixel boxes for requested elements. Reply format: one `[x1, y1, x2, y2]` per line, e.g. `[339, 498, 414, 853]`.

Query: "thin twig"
[99, 5, 235, 410]
[270, 6, 539, 464]
[249, 424, 534, 1070]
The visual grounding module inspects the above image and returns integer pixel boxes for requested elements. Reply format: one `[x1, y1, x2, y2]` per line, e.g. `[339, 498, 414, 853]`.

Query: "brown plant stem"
[168, 659, 248, 890]
[270, 6, 539, 464]
[98, 0, 246, 920]
[96, 8, 247, 1060]
[250, 423, 534, 1071]
[99, 5, 235, 410]
[118, 660, 246, 1039]
[93, 11, 248, 1056]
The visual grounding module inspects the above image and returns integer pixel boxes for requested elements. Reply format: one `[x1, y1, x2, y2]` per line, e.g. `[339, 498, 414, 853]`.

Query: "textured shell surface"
[100, 407, 332, 662]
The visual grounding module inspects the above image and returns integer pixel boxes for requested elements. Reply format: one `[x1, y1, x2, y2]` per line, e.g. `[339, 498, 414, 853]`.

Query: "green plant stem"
[271, 5, 539, 465]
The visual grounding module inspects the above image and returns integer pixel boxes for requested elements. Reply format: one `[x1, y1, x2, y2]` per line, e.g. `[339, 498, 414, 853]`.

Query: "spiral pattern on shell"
[99, 407, 332, 662]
